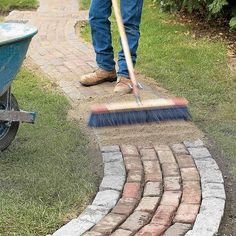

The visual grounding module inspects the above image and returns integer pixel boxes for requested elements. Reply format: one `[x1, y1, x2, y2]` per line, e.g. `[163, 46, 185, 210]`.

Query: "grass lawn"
[79, 0, 90, 10]
[0, 0, 38, 12]
[0, 69, 99, 235]
[81, 0, 236, 177]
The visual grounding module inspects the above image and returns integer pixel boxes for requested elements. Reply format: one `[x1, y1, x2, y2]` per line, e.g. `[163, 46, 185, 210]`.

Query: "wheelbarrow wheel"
[0, 93, 20, 151]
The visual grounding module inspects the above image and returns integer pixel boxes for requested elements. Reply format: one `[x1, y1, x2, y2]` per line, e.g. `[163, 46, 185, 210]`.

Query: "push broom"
[88, 0, 191, 127]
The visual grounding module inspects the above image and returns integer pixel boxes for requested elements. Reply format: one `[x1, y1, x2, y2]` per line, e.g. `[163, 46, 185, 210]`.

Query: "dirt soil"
[69, 72, 203, 147]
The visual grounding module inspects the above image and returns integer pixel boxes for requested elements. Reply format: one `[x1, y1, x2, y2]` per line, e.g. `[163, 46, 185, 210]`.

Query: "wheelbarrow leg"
[0, 88, 19, 151]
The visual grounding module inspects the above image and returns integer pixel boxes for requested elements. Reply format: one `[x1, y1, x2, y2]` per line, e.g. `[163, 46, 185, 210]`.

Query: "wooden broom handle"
[112, 0, 140, 101]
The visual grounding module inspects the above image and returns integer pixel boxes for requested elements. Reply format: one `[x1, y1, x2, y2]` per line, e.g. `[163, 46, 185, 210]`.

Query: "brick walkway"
[5, 1, 226, 235]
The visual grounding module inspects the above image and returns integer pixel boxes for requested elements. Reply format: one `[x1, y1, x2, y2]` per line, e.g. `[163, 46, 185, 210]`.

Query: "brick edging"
[52, 146, 125, 236]
[184, 139, 226, 236]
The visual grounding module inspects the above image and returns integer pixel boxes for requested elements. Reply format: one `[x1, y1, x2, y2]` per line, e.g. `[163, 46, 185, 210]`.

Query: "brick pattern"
[5, 1, 115, 102]
[38, 139, 223, 236]
[84, 141, 224, 236]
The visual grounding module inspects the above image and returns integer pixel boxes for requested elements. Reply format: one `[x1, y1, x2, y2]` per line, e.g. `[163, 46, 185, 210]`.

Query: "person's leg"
[89, 0, 115, 71]
[117, 0, 144, 78]
[79, 0, 116, 86]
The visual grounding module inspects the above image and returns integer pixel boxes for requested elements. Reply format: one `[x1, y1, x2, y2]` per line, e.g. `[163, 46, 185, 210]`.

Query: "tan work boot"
[79, 68, 117, 86]
[114, 76, 132, 94]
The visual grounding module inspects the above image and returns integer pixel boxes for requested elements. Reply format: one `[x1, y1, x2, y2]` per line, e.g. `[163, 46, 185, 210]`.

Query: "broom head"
[88, 98, 191, 127]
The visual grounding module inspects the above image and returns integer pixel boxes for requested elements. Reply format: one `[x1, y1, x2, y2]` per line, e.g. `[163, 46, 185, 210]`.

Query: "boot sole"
[80, 77, 117, 87]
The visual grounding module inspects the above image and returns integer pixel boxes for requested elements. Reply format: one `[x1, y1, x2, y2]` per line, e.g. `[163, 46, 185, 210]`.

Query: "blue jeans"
[89, 0, 143, 78]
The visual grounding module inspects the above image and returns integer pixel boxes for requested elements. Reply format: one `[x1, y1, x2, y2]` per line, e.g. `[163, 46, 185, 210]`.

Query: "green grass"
[0, 69, 99, 235]
[0, 0, 38, 12]
[81, 0, 236, 177]
[79, 0, 90, 10]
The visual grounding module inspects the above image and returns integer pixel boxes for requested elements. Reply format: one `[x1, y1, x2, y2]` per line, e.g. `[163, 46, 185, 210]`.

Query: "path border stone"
[82, 140, 224, 236]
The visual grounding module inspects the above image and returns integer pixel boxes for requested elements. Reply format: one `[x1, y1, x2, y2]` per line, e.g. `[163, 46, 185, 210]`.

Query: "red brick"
[123, 183, 141, 199]
[162, 163, 180, 177]
[112, 198, 137, 216]
[157, 150, 176, 164]
[176, 155, 195, 168]
[151, 205, 176, 226]
[174, 203, 200, 224]
[137, 224, 167, 236]
[182, 181, 201, 204]
[143, 160, 162, 182]
[181, 168, 200, 181]
[164, 177, 181, 191]
[160, 191, 182, 208]
[121, 145, 139, 156]
[140, 148, 157, 161]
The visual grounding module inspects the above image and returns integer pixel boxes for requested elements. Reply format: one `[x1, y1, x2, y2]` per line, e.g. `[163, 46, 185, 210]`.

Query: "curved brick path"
[5, 1, 226, 235]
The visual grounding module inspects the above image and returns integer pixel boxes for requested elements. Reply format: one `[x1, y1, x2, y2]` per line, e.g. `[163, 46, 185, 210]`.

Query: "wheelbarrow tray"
[0, 23, 38, 96]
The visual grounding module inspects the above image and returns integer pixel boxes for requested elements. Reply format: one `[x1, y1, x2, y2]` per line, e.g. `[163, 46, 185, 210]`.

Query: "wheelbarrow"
[0, 23, 38, 151]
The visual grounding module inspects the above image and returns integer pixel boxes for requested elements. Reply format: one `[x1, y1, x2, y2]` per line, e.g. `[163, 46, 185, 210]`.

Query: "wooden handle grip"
[111, 0, 139, 97]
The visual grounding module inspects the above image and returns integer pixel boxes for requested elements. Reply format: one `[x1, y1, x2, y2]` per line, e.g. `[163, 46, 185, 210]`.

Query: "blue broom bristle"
[88, 107, 192, 127]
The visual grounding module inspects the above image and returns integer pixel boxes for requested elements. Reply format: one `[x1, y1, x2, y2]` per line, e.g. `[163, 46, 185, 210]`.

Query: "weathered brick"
[182, 181, 201, 204]
[137, 224, 167, 236]
[121, 145, 139, 156]
[112, 198, 137, 216]
[164, 177, 181, 191]
[151, 205, 176, 226]
[184, 139, 204, 148]
[111, 229, 132, 236]
[91, 213, 126, 234]
[162, 163, 180, 177]
[188, 147, 211, 159]
[78, 205, 109, 223]
[176, 154, 195, 168]
[127, 170, 143, 183]
[102, 152, 123, 163]
[171, 143, 189, 155]
[122, 183, 141, 199]
[181, 168, 200, 181]
[53, 219, 94, 236]
[144, 182, 162, 197]
[92, 190, 120, 209]
[83, 232, 103, 236]
[160, 191, 182, 208]
[120, 211, 151, 232]
[140, 148, 157, 161]
[157, 150, 176, 164]
[202, 183, 225, 200]
[104, 161, 126, 177]
[125, 160, 143, 172]
[143, 160, 162, 182]
[174, 203, 200, 224]
[136, 197, 160, 213]
[164, 223, 192, 236]
[99, 175, 125, 191]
